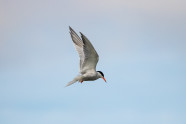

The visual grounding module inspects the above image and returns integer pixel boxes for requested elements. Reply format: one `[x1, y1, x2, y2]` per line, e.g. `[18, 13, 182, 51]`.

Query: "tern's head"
[97, 71, 106, 82]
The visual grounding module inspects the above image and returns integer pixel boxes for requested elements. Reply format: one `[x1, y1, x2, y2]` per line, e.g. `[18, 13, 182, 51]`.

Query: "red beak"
[102, 77, 107, 82]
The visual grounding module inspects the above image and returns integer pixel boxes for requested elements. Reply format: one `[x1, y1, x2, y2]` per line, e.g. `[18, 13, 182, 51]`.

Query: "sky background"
[0, 0, 186, 124]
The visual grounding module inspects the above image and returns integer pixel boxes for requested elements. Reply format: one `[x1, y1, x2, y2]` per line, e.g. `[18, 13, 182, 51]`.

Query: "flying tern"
[66, 27, 106, 87]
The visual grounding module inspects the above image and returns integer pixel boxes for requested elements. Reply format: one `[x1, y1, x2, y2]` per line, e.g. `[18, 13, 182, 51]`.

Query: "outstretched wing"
[69, 27, 99, 74]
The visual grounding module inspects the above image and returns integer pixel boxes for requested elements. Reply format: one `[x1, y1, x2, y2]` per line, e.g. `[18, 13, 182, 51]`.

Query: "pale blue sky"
[0, 0, 186, 124]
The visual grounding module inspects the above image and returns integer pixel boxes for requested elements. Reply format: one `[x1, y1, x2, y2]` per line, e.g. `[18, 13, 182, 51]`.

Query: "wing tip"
[79, 32, 84, 36]
[69, 26, 73, 31]
[69, 26, 78, 35]
[69, 26, 76, 36]
[69, 27, 83, 37]
[79, 32, 85, 40]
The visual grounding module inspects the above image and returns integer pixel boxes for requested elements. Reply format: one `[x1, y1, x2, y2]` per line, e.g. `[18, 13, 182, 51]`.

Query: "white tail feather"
[65, 80, 77, 87]
[65, 75, 82, 87]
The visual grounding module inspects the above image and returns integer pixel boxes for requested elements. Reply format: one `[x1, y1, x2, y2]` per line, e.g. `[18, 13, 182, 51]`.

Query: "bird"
[65, 26, 106, 87]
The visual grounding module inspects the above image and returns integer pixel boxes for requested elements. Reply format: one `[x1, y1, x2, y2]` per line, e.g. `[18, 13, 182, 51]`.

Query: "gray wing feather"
[69, 27, 84, 69]
[69, 27, 99, 74]
[80, 32, 99, 74]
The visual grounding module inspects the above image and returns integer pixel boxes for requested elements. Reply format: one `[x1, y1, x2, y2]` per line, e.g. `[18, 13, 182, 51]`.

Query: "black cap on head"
[97, 71, 104, 77]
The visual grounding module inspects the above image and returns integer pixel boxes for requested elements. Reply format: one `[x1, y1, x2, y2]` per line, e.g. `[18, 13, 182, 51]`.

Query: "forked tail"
[65, 75, 82, 87]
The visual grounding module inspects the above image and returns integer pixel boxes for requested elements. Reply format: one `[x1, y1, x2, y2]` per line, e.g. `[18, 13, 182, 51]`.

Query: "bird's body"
[66, 27, 106, 87]
[82, 72, 99, 81]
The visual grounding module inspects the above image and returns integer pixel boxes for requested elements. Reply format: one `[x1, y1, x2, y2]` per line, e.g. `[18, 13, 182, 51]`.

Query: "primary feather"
[69, 26, 99, 74]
